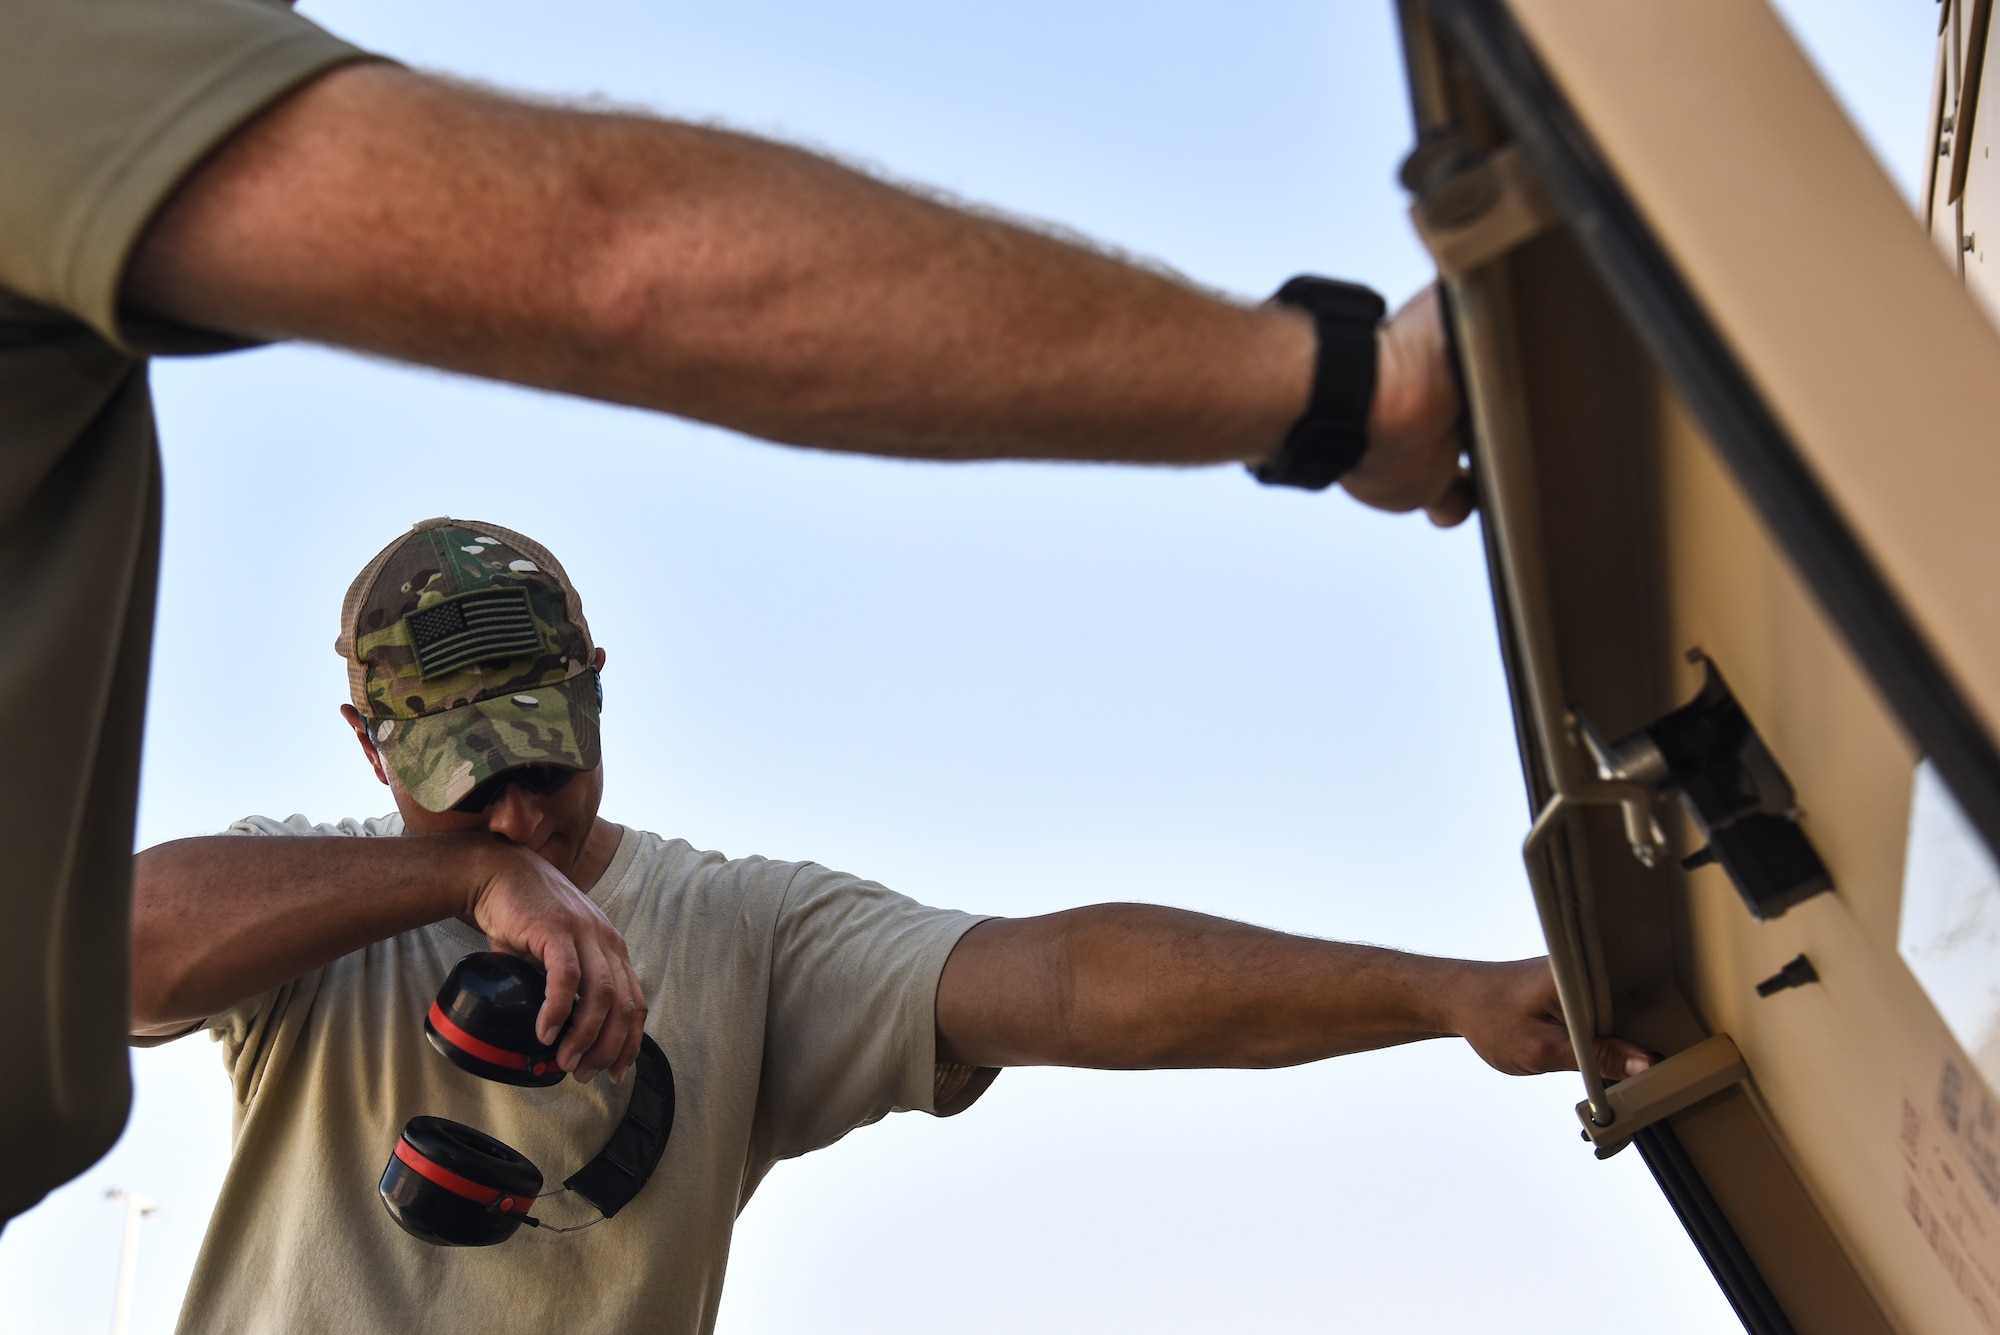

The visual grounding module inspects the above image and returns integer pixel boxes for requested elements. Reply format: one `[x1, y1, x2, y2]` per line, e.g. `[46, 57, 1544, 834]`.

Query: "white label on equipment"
[1902, 759, 2000, 1087]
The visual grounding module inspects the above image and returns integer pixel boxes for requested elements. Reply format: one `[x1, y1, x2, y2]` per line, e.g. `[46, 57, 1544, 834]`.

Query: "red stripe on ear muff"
[393, 1138, 534, 1215]
[428, 1000, 563, 1077]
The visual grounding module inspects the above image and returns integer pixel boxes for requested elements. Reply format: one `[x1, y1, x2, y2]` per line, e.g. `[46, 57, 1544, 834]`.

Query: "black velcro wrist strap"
[1248, 275, 1387, 491]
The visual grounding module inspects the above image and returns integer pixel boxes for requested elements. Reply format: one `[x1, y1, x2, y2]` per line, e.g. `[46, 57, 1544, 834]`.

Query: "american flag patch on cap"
[405, 589, 544, 679]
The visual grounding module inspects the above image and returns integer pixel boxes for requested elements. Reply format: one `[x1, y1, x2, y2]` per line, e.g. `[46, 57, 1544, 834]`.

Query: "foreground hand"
[1345, 285, 1472, 527]
[466, 843, 647, 1085]
[1451, 957, 1654, 1081]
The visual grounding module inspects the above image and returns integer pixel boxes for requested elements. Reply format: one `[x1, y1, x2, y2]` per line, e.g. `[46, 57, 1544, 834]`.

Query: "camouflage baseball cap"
[336, 519, 599, 813]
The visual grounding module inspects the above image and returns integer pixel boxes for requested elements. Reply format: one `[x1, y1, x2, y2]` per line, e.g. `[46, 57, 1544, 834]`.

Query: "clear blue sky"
[0, 3, 1935, 1331]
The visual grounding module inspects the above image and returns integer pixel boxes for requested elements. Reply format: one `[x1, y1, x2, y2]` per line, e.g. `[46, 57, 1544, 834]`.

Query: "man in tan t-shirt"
[3, 0, 1472, 1220]
[129, 519, 1650, 1334]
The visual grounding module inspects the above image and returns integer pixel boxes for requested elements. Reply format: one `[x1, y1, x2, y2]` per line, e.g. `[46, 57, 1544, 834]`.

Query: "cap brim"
[373, 672, 601, 813]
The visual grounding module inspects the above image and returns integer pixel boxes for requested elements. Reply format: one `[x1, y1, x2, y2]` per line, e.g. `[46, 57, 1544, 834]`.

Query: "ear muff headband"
[561, 1033, 675, 1218]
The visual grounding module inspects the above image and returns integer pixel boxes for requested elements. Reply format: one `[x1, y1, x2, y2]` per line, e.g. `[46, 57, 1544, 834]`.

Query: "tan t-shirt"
[0, 0, 369, 1220]
[177, 815, 994, 1335]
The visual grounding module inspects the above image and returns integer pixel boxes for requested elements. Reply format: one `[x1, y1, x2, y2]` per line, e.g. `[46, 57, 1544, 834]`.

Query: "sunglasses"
[450, 764, 584, 814]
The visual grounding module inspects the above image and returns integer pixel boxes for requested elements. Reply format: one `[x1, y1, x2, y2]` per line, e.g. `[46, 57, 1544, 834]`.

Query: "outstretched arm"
[132, 833, 647, 1085]
[124, 63, 1469, 523]
[935, 904, 1650, 1079]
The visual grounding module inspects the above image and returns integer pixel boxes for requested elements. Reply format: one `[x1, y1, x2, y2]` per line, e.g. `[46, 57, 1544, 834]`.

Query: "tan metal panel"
[1504, 0, 2000, 766]
[1957, 5, 2000, 323]
[1926, 10, 1960, 262]
[1395, 5, 2000, 1326]
[1652, 369, 1981, 1334]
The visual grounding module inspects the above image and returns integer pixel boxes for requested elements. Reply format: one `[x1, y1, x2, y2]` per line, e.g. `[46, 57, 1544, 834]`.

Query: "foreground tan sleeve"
[0, 0, 371, 347]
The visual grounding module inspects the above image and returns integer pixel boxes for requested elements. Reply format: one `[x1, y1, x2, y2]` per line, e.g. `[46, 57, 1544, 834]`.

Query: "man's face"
[337, 650, 609, 883]
[395, 757, 606, 879]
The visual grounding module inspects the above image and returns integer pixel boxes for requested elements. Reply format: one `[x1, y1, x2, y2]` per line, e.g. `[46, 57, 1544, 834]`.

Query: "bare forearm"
[937, 904, 1479, 1070]
[130, 833, 496, 1033]
[127, 64, 1312, 466]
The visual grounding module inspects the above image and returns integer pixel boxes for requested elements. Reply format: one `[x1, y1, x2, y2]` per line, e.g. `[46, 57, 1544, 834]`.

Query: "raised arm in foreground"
[131, 831, 646, 1085]
[125, 63, 1470, 524]
[936, 905, 1651, 1079]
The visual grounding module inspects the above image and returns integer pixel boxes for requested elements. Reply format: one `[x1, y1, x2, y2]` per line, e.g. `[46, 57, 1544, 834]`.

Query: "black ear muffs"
[380, 1115, 545, 1246]
[424, 952, 567, 1086]
[379, 953, 675, 1247]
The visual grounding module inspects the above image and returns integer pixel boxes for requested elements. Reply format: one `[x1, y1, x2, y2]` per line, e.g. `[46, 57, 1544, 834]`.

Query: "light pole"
[104, 1189, 158, 1335]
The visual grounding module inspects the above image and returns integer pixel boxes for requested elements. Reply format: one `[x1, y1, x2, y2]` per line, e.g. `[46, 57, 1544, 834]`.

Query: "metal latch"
[1576, 1033, 1748, 1159]
[1572, 655, 1832, 920]
[1401, 135, 1558, 278]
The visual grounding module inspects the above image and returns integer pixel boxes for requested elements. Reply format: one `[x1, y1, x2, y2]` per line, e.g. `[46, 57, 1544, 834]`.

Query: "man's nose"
[482, 783, 547, 844]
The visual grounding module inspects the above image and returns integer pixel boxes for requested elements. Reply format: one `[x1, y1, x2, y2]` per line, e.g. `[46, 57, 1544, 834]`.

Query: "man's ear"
[592, 646, 606, 671]
[339, 704, 393, 788]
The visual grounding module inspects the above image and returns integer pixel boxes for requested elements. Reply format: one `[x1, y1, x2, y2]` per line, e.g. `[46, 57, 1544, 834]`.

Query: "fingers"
[1512, 1029, 1651, 1080]
[1595, 1037, 1656, 1082]
[537, 939, 581, 1046]
[1463, 958, 1657, 1079]
[569, 943, 646, 1084]
[606, 951, 647, 1083]
[1424, 465, 1475, 528]
[534, 933, 645, 1084]
[1347, 286, 1473, 522]
[1532, 1030, 1652, 1080]
[609, 995, 645, 1084]
[471, 848, 647, 1078]
[559, 939, 621, 1077]
[575, 983, 644, 1085]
